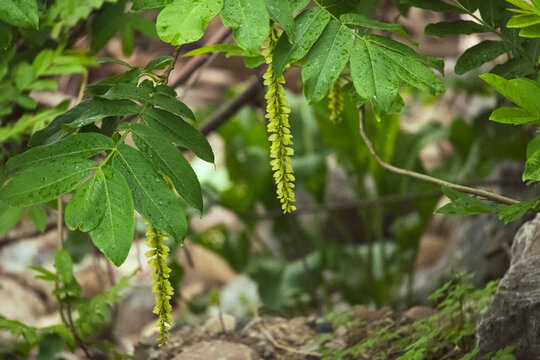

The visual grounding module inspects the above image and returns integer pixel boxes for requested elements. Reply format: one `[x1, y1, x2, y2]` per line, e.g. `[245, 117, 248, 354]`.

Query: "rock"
[172, 340, 260, 360]
[402, 306, 437, 323]
[0, 275, 48, 326]
[202, 314, 237, 335]
[476, 214, 540, 359]
[219, 275, 260, 319]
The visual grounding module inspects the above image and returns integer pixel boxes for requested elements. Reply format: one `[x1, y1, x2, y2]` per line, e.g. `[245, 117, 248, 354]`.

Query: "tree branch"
[358, 107, 519, 206]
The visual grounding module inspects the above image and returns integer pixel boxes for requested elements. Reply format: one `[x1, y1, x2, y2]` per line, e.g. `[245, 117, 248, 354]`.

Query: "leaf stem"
[358, 107, 519, 206]
[159, 46, 183, 85]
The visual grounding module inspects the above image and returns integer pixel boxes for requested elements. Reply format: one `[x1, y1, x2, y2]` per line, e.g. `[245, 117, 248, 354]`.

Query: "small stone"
[172, 340, 260, 360]
[202, 314, 237, 335]
[402, 306, 437, 323]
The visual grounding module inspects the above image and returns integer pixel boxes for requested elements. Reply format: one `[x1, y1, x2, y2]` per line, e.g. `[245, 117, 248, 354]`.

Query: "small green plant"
[323, 273, 514, 360]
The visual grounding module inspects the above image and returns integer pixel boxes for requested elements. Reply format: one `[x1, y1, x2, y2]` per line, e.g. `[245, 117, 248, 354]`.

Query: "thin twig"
[57, 198, 64, 245]
[160, 46, 183, 85]
[199, 77, 262, 135]
[170, 27, 232, 88]
[358, 108, 519, 206]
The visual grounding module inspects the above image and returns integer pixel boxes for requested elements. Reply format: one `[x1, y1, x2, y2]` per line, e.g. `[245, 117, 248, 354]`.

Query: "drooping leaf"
[436, 187, 505, 216]
[0, 203, 23, 236]
[523, 135, 540, 183]
[350, 39, 398, 113]
[265, 0, 294, 42]
[156, 0, 223, 46]
[340, 13, 415, 44]
[0, 159, 97, 207]
[123, 20, 135, 56]
[54, 249, 74, 284]
[382, 48, 445, 96]
[0, 0, 39, 29]
[144, 56, 173, 70]
[98, 83, 152, 103]
[221, 0, 269, 51]
[401, 0, 466, 13]
[88, 166, 134, 266]
[150, 93, 195, 121]
[489, 107, 539, 124]
[65, 173, 106, 232]
[459, 0, 480, 12]
[131, 124, 203, 212]
[365, 34, 444, 74]
[28, 205, 48, 232]
[144, 107, 214, 163]
[113, 144, 187, 243]
[7, 133, 114, 174]
[499, 196, 540, 224]
[272, 6, 331, 76]
[89, 1, 127, 53]
[425, 20, 487, 37]
[132, 0, 172, 10]
[29, 99, 139, 146]
[302, 20, 352, 103]
[455, 40, 508, 75]
[479, 0, 508, 28]
[480, 73, 540, 116]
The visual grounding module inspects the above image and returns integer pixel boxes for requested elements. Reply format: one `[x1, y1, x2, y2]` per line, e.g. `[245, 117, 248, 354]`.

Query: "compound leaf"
[0, 159, 97, 207]
[113, 144, 187, 243]
[144, 107, 214, 163]
[88, 166, 134, 266]
[131, 124, 203, 212]
[302, 20, 352, 103]
[65, 173, 106, 232]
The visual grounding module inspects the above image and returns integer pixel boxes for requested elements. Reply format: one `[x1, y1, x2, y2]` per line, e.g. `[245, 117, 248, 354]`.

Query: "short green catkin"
[328, 79, 344, 124]
[145, 222, 174, 346]
[262, 28, 296, 213]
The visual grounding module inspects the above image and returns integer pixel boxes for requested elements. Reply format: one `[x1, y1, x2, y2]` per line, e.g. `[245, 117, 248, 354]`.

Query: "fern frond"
[262, 28, 296, 213]
[145, 222, 174, 346]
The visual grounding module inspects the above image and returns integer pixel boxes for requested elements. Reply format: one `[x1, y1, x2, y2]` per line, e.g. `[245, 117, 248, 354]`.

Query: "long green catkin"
[262, 28, 296, 213]
[145, 222, 173, 346]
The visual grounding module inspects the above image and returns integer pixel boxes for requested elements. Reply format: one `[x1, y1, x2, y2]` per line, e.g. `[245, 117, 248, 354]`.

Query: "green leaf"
[480, 73, 540, 116]
[425, 20, 487, 37]
[7, 133, 114, 174]
[489, 107, 539, 124]
[144, 56, 173, 71]
[150, 93, 195, 121]
[184, 43, 255, 57]
[28, 205, 47, 232]
[499, 197, 540, 224]
[29, 99, 139, 146]
[382, 48, 445, 95]
[350, 39, 398, 113]
[65, 173, 106, 232]
[272, 6, 331, 76]
[144, 107, 214, 163]
[290, 0, 309, 12]
[507, 14, 540, 28]
[455, 40, 508, 75]
[365, 34, 444, 74]
[302, 21, 352, 103]
[0, 203, 23, 236]
[98, 83, 152, 103]
[479, 0, 507, 28]
[0, 159, 97, 207]
[524, 135, 540, 183]
[131, 124, 203, 212]
[340, 13, 415, 45]
[88, 166, 134, 266]
[113, 144, 187, 242]
[156, 0, 223, 46]
[122, 24, 135, 57]
[132, 0, 172, 10]
[459, 0, 480, 12]
[519, 23, 540, 38]
[221, 0, 269, 51]
[265, 0, 294, 42]
[401, 0, 466, 13]
[89, 1, 127, 53]
[0, 0, 38, 29]
[436, 187, 505, 216]
[54, 249, 74, 284]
